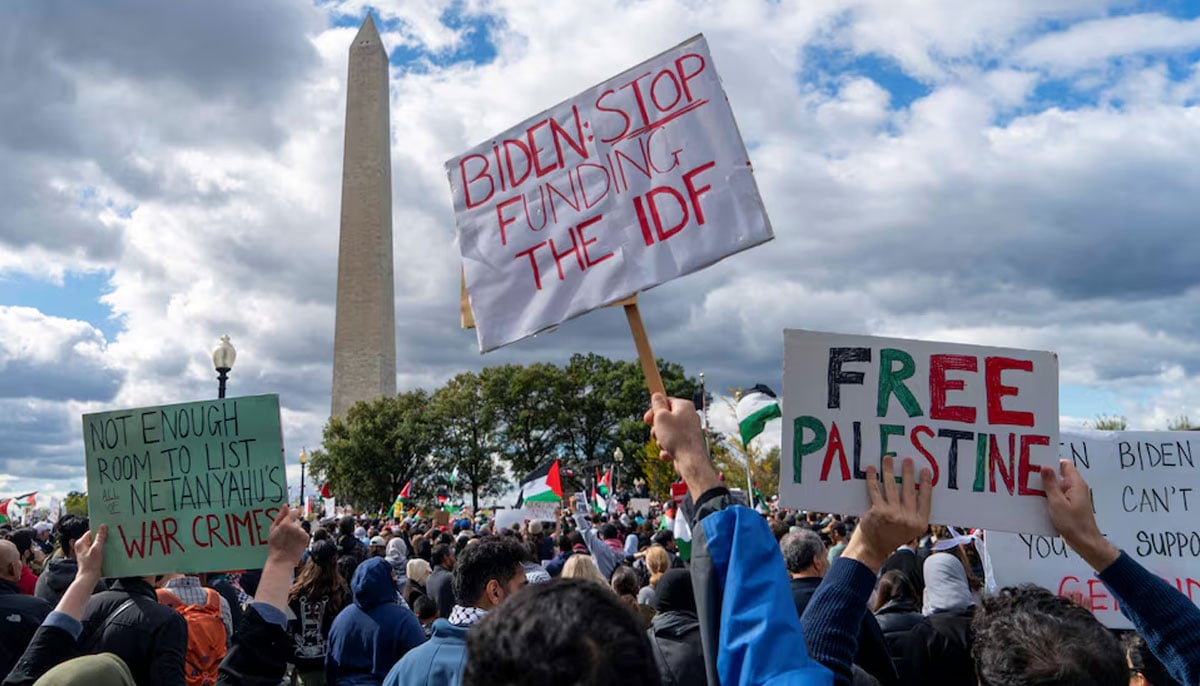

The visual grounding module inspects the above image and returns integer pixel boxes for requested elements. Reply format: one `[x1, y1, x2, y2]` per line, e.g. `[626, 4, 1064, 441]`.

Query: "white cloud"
[1015, 13, 1200, 73]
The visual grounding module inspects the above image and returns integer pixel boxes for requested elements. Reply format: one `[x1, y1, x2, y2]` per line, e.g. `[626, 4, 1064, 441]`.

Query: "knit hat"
[654, 569, 695, 613]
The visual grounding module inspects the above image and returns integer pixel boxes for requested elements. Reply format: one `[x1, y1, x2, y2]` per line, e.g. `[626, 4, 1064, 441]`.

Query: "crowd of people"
[1, 394, 1198, 685]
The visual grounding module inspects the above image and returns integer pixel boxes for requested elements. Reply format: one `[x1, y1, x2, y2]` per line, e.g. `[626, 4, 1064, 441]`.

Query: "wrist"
[841, 537, 888, 573]
[1070, 534, 1120, 572]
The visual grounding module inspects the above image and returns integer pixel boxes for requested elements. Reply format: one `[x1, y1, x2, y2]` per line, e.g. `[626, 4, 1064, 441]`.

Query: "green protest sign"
[83, 394, 287, 577]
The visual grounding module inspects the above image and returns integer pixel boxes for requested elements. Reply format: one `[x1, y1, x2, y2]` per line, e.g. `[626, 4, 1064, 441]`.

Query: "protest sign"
[525, 501, 559, 521]
[448, 34, 772, 353]
[494, 508, 528, 531]
[780, 330, 1059, 535]
[83, 395, 286, 577]
[432, 510, 451, 528]
[630, 497, 653, 516]
[983, 431, 1200, 628]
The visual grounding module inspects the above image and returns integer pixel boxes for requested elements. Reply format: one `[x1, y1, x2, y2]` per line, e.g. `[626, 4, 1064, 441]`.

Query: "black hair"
[609, 565, 639, 598]
[769, 519, 789, 542]
[56, 515, 90, 556]
[872, 570, 917, 612]
[557, 534, 572, 553]
[973, 585, 1125, 686]
[452, 536, 526, 607]
[463, 579, 660, 686]
[312, 528, 331, 542]
[598, 523, 618, 540]
[9, 528, 34, 556]
[339, 516, 355, 537]
[1124, 632, 1179, 686]
[413, 594, 439, 621]
[432, 544, 454, 567]
[567, 531, 584, 549]
[830, 521, 847, 538]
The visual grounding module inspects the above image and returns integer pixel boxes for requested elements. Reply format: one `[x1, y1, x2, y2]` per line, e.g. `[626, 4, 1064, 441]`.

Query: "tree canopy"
[308, 354, 704, 512]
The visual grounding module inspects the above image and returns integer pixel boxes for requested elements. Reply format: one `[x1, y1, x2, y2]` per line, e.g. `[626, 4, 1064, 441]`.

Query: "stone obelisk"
[331, 14, 396, 418]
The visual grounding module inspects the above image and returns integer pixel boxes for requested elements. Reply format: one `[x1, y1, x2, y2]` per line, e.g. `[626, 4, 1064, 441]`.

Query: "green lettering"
[973, 433, 988, 492]
[877, 348, 924, 418]
[794, 416, 827, 484]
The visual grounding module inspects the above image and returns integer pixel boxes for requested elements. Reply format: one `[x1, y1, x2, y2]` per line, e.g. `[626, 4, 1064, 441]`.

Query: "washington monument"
[331, 14, 396, 418]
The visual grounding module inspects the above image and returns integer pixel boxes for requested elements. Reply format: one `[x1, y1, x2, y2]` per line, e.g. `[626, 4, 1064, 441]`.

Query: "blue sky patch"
[0, 271, 121, 342]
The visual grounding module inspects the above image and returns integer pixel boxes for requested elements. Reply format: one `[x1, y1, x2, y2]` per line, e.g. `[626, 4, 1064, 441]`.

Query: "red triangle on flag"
[320, 483, 332, 499]
[546, 460, 563, 499]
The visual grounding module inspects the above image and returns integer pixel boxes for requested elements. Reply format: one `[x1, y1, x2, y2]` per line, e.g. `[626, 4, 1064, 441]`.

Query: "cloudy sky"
[3, 0, 1200, 500]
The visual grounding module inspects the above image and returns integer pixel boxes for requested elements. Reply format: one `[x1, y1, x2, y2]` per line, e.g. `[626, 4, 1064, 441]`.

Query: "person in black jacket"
[76, 573, 187, 686]
[646, 568, 704, 686]
[0, 540, 52, 678]
[878, 538, 924, 600]
[781, 530, 899, 686]
[911, 552, 976, 686]
[872, 570, 930, 683]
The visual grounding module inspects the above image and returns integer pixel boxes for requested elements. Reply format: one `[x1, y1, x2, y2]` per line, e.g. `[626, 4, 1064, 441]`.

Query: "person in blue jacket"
[326, 557, 425, 685]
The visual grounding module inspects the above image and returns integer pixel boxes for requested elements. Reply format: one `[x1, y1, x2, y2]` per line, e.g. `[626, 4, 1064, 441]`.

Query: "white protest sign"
[983, 431, 1200, 629]
[630, 497, 653, 516]
[494, 508, 528, 531]
[447, 34, 771, 352]
[525, 501, 559, 521]
[780, 330, 1059, 535]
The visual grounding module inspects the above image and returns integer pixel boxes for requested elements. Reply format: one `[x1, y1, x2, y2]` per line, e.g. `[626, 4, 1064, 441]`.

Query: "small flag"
[320, 482, 333, 499]
[12, 492, 36, 508]
[597, 469, 612, 497]
[674, 510, 692, 562]
[516, 460, 563, 507]
[736, 384, 782, 445]
[591, 484, 606, 514]
[388, 481, 412, 518]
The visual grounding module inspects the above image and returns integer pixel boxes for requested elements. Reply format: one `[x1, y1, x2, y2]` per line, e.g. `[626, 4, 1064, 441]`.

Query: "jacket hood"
[650, 610, 700, 639]
[352, 558, 398, 610]
[40, 557, 80, 593]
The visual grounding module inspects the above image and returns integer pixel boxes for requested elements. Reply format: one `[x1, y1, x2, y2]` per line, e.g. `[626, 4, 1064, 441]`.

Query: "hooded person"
[386, 538, 409, 597]
[646, 569, 705, 686]
[34, 515, 106, 606]
[325, 557, 426, 685]
[28, 653, 136, 686]
[910, 552, 977, 685]
[404, 559, 432, 607]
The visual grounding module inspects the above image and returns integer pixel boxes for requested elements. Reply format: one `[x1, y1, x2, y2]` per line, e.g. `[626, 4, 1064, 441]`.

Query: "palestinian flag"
[516, 460, 563, 507]
[591, 485, 606, 514]
[387, 481, 412, 518]
[737, 384, 782, 445]
[597, 469, 612, 497]
[673, 508, 693, 562]
[12, 492, 36, 507]
[0, 499, 19, 525]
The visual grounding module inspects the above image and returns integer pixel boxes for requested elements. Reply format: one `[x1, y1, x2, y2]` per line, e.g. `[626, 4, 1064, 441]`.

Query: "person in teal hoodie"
[325, 557, 425, 685]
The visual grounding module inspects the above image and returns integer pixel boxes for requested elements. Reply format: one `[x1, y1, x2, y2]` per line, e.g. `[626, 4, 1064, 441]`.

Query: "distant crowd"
[1, 394, 1197, 685]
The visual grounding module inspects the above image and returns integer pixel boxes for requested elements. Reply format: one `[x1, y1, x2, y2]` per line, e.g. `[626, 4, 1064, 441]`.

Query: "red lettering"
[682, 161, 715, 225]
[986, 357, 1035, 427]
[911, 425, 940, 486]
[549, 106, 589, 164]
[515, 242, 548, 290]
[674, 53, 706, 102]
[163, 517, 182, 554]
[650, 69, 682, 111]
[1057, 575, 1080, 596]
[502, 139, 532, 188]
[647, 186, 689, 242]
[191, 516, 209, 548]
[930, 354, 977, 423]
[1087, 579, 1109, 611]
[1018, 434, 1050, 496]
[495, 196, 522, 246]
[989, 433, 1015, 495]
[459, 154, 494, 209]
[117, 523, 147, 559]
[596, 89, 632, 144]
[634, 195, 654, 246]
[206, 513, 227, 547]
[618, 71, 654, 129]
[549, 233, 584, 281]
[576, 215, 612, 267]
[526, 119, 558, 178]
[820, 422, 852, 481]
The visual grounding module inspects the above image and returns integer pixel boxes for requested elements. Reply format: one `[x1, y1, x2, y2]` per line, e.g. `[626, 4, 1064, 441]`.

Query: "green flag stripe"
[738, 403, 781, 444]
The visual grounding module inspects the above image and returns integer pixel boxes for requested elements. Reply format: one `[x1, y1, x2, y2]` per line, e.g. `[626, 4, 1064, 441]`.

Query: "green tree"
[64, 491, 88, 517]
[1092, 414, 1127, 431]
[308, 390, 436, 511]
[430, 371, 507, 511]
[482, 363, 571, 478]
[641, 439, 678, 501]
[1168, 415, 1195, 431]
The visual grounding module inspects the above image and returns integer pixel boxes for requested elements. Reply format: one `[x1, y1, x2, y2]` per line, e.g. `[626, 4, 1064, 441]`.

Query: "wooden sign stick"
[622, 296, 666, 396]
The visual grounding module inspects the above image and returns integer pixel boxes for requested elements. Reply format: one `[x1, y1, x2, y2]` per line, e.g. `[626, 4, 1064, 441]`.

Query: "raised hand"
[1041, 459, 1120, 571]
[843, 456, 932, 572]
[644, 394, 719, 499]
[74, 524, 108, 581]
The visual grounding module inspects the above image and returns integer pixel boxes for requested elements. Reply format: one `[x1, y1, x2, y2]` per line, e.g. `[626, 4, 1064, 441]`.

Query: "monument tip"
[354, 13, 383, 47]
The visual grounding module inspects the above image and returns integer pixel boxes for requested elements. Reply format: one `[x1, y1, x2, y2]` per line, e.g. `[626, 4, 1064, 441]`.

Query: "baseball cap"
[33, 522, 52, 534]
[369, 535, 386, 546]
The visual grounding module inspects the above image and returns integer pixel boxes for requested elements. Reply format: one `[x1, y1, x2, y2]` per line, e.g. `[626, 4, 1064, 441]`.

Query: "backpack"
[157, 587, 228, 686]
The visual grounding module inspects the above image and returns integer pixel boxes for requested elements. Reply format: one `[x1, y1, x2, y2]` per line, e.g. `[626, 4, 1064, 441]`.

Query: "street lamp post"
[613, 446, 624, 496]
[212, 335, 237, 399]
[299, 448, 308, 513]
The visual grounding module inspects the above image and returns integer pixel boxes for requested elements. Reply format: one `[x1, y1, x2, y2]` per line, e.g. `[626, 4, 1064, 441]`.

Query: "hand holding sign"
[74, 524, 107, 584]
[1042, 460, 1120, 572]
[644, 394, 719, 500]
[844, 457, 932, 572]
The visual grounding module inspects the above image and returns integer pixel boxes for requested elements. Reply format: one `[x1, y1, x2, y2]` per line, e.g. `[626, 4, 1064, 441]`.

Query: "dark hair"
[780, 530, 824, 574]
[610, 566, 640, 598]
[652, 530, 674, 547]
[9, 528, 34, 556]
[336, 555, 360, 588]
[567, 531, 584, 549]
[432, 544, 454, 567]
[830, 521, 847, 538]
[289, 553, 348, 613]
[413, 594, 439, 621]
[599, 523, 618, 540]
[973, 585, 1125, 686]
[312, 528, 330, 543]
[873, 570, 917, 612]
[1124, 632, 1179, 686]
[339, 516, 355, 537]
[557, 535, 572, 553]
[56, 515, 90, 556]
[453, 537, 525, 607]
[463, 579, 660, 686]
[769, 519, 789, 542]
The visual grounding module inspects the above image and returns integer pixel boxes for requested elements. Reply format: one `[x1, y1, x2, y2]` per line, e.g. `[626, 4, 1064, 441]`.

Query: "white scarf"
[448, 604, 488, 628]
